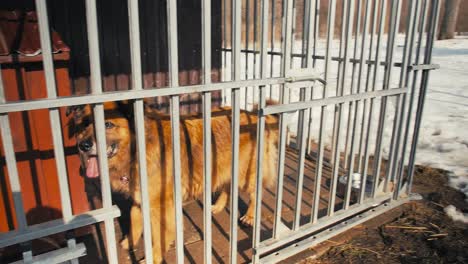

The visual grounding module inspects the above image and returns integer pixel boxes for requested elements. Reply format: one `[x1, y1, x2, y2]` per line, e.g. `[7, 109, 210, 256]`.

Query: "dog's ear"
[117, 100, 134, 120]
[66, 105, 86, 116]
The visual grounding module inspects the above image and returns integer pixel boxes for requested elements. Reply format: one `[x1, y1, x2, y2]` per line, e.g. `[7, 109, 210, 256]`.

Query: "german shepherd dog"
[68, 101, 279, 263]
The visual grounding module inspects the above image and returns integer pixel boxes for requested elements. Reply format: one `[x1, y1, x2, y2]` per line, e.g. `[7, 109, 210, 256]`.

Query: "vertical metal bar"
[295, 0, 311, 145]
[311, 0, 337, 223]
[0, 70, 27, 230]
[293, 0, 316, 230]
[229, 89, 240, 264]
[406, 0, 441, 194]
[272, 0, 294, 238]
[36, 0, 73, 221]
[273, 112, 288, 238]
[371, 0, 402, 199]
[252, 2, 269, 259]
[306, 0, 320, 217]
[386, 0, 419, 200]
[384, 1, 416, 194]
[251, 0, 259, 106]
[170, 98, 184, 264]
[269, 0, 276, 98]
[305, 0, 319, 156]
[166, 0, 184, 262]
[300, 0, 311, 69]
[289, 0, 297, 71]
[245, 0, 250, 108]
[94, 105, 119, 264]
[223, 0, 229, 103]
[398, 0, 428, 194]
[202, 0, 212, 262]
[344, 0, 372, 209]
[127, 0, 153, 262]
[361, 0, 387, 199]
[343, 0, 362, 170]
[85, 1, 118, 262]
[35, 2, 78, 261]
[253, 0, 258, 81]
[334, 0, 349, 95]
[293, 88, 311, 230]
[251, 86, 266, 264]
[328, 0, 355, 216]
[229, 0, 242, 262]
[223, 0, 228, 85]
[353, 0, 372, 204]
[357, 0, 379, 174]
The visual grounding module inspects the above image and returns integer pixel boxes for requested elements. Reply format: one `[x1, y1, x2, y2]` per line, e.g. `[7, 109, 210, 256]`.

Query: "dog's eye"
[105, 122, 115, 129]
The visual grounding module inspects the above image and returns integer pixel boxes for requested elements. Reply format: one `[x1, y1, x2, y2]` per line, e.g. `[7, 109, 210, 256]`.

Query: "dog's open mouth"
[86, 156, 100, 178]
[84, 143, 118, 178]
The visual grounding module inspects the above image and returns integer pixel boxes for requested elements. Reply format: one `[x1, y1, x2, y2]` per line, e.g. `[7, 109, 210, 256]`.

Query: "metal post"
[202, 0, 213, 262]
[371, 0, 402, 199]
[344, 0, 372, 209]
[305, 0, 320, 156]
[166, 0, 184, 262]
[127, 0, 153, 262]
[360, 0, 387, 199]
[406, 0, 441, 194]
[85, 0, 119, 262]
[386, 0, 419, 200]
[229, 0, 242, 261]
[272, 0, 294, 239]
[311, 0, 336, 223]
[397, 0, 428, 194]
[0, 69, 28, 231]
[252, 0, 270, 261]
[35, 1, 78, 262]
[252, 85, 266, 264]
[328, 0, 355, 216]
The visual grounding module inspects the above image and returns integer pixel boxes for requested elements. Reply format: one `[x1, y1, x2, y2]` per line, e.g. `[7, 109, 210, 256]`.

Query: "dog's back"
[140, 108, 279, 200]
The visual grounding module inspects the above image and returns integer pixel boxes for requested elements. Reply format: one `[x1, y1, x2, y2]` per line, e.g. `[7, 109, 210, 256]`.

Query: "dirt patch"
[302, 166, 468, 264]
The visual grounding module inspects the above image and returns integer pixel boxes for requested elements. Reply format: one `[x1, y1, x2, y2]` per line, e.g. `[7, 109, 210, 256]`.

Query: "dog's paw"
[239, 214, 254, 227]
[120, 237, 130, 250]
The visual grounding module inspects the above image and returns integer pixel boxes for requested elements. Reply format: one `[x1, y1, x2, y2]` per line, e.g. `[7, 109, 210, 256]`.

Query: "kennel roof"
[0, 10, 70, 63]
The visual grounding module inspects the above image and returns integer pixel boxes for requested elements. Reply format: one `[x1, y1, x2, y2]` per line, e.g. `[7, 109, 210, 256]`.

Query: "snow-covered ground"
[221, 35, 468, 222]
[420, 36, 468, 222]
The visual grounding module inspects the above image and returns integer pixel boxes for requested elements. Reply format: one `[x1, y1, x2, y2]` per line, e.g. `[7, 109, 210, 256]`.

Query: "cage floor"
[78, 146, 384, 263]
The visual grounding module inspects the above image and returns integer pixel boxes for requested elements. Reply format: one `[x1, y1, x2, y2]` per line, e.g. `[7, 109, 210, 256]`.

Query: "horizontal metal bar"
[260, 194, 422, 263]
[258, 194, 393, 254]
[10, 243, 86, 264]
[409, 63, 440, 71]
[262, 88, 407, 115]
[0, 77, 288, 114]
[221, 48, 411, 68]
[0, 206, 120, 248]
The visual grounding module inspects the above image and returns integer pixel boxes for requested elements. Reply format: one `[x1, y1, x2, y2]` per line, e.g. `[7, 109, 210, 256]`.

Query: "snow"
[417, 36, 468, 206]
[444, 205, 468, 224]
[220, 35, 468, 223]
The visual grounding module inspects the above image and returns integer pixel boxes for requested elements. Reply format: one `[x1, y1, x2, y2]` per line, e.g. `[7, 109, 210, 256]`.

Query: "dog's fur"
[69, 101, 279, 263]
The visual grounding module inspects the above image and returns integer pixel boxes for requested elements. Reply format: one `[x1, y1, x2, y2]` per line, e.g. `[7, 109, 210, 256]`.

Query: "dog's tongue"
[86, 157, 100, 178]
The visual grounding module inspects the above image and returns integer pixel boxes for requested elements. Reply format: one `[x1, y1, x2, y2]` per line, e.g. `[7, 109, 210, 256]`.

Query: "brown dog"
[69, 101, 279, 263]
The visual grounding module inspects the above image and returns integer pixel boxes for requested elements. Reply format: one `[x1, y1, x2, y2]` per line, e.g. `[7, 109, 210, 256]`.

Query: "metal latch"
[285, 68, 327, 85]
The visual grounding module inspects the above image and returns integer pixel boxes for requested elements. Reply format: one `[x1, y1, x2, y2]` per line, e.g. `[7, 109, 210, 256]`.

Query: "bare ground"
[300, 166, 468, 264]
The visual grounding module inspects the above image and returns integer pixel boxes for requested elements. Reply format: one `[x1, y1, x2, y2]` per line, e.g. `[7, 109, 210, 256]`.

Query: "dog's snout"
[78, 139, 93, 152]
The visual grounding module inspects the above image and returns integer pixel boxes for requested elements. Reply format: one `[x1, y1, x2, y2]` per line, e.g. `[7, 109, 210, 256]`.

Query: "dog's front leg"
[151, 201, 176, 264]
[121, 204, 144, 250]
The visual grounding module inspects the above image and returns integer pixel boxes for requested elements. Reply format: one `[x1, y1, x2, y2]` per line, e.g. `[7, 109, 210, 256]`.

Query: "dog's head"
[67, 102, 133, 193]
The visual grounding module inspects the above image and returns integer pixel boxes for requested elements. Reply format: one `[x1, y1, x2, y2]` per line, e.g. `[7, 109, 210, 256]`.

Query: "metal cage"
[0, 0, 441, 263]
